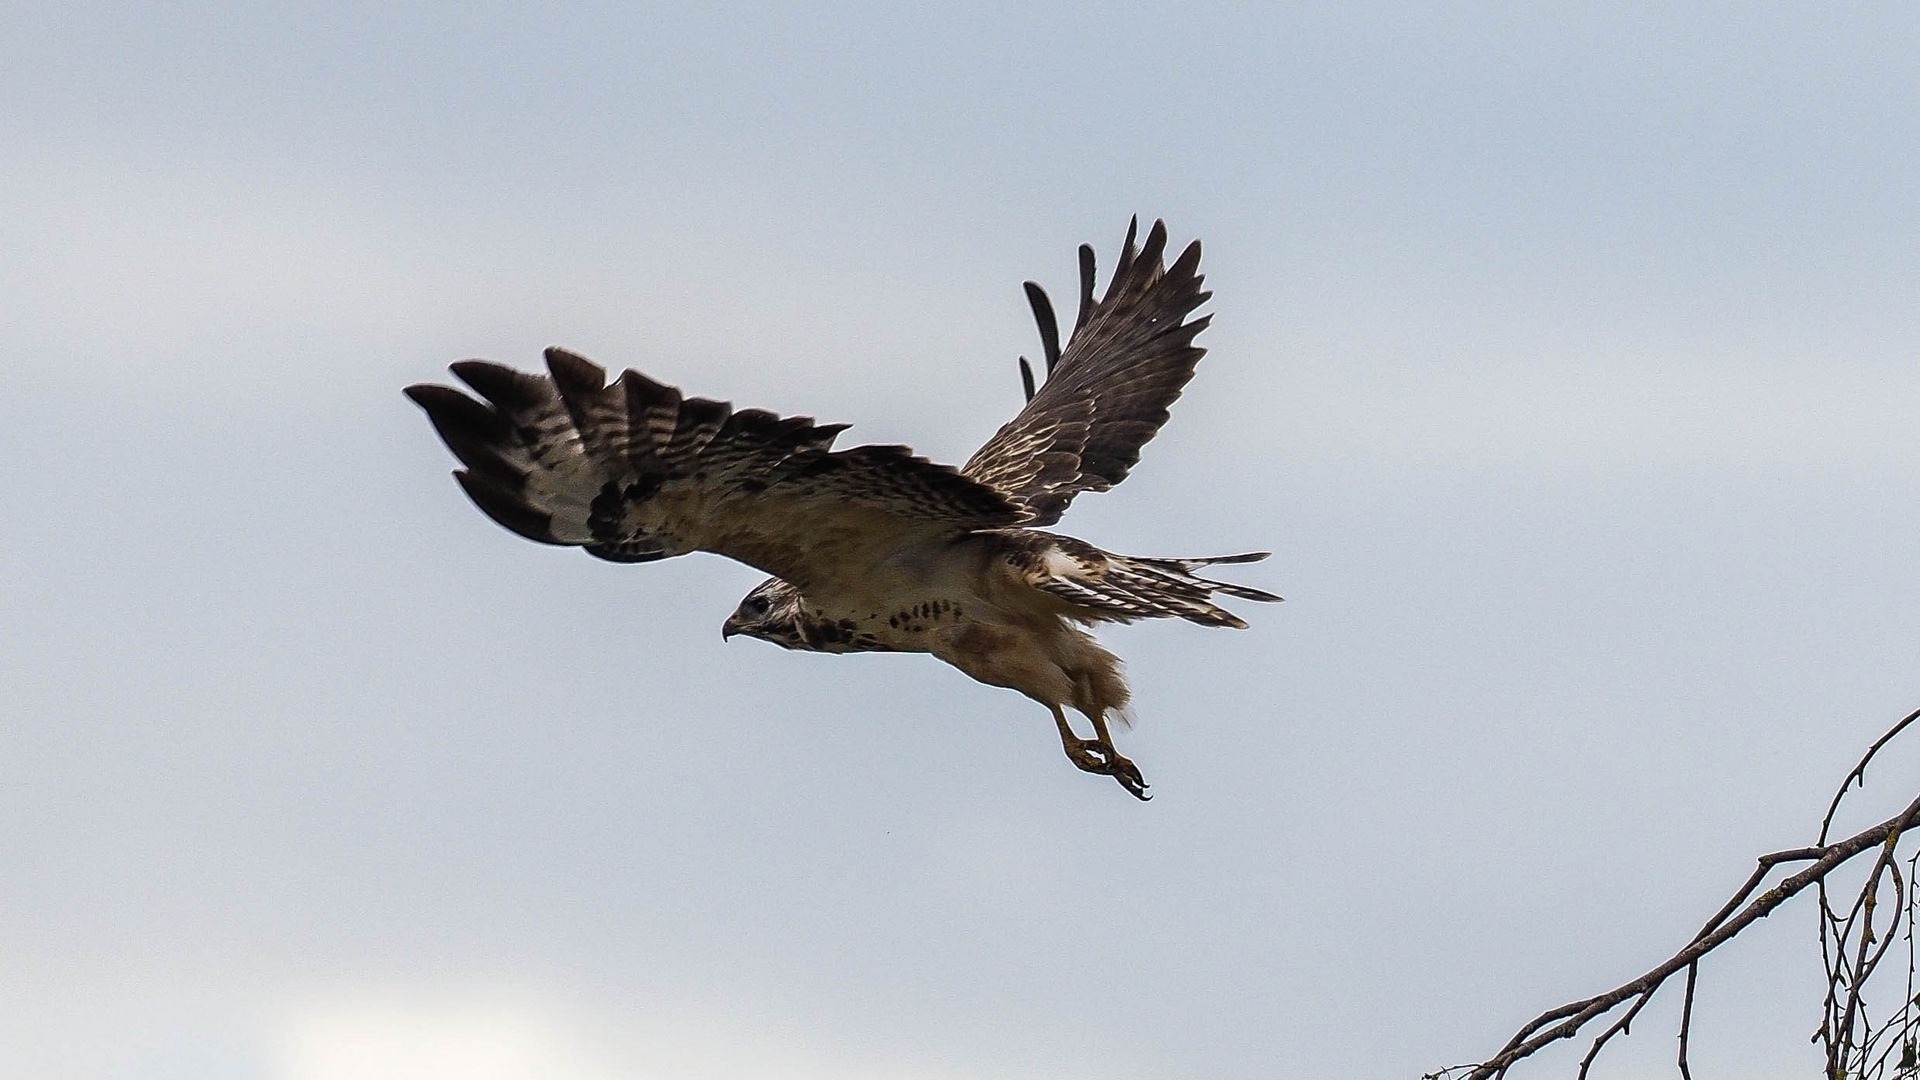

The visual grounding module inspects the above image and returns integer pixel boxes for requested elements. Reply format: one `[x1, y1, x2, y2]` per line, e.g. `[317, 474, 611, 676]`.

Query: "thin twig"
[1837, 838, 1909, 1074]
[1577, 986, 1656, 1078]
[1676, 960, 1697, 1080]
[1438, 708, 1920, 1079]
[1824, 709, 1920, 844]
[1457, 791, 1920, 1079]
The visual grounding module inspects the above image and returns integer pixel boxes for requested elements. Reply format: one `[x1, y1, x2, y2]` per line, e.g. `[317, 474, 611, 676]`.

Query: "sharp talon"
[1060, 736, 1150, 799]
[1102, 750, 1150, 800]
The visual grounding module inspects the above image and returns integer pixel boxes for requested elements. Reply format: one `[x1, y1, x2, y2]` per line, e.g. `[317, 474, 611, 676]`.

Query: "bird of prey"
[405, 218, 1277, 799]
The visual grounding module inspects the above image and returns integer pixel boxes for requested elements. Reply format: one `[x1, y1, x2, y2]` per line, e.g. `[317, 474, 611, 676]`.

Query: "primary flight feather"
[406, 218, 1277, 799]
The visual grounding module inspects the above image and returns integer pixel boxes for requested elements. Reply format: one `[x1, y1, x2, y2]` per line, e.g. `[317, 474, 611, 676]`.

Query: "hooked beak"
[721, 616, 740, 641]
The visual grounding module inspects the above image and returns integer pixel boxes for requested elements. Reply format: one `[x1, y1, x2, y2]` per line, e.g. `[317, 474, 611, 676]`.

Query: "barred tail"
[1031, 538, 1283, 629]
[1130, 552, 1282, 602]
[1108, 551, 1282, 628]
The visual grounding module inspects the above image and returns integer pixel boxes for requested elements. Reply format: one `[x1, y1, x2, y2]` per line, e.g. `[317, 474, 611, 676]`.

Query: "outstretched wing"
[961, 218, 1211, 527]
[406, 348, 1027, 594]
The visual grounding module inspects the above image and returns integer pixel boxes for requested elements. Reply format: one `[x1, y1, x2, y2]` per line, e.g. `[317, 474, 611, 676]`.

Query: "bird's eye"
[743, 595, 772, 617]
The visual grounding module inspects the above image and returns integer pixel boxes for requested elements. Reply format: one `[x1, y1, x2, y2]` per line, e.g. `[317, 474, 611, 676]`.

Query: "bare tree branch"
[1436, 706, 1920, 1079]
[1823, 710, 1920, 845]
[1675, 961, 1697, 1080]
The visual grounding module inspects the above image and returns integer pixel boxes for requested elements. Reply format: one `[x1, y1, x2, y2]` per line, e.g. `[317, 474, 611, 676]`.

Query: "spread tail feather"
[1126, 551, 1284, 606]
[1027, 536, 1283, 629]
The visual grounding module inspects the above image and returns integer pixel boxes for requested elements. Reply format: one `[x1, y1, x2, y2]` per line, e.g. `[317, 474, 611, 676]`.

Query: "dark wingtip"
[450, 359, 547, 410]
[1075, 244, 1097, 330]
[1022, 280, 1061, 373]
[544, 346, 607, 393]
[453, 469, 564, 546]
[1142, 218, 1169, 256]
[404, 381, 475, 412]
[447, 359, 504, 384]
[1018, 357, 1036, 402]
[1098, 217, 1152, 305]
[1170, 237, 1203, 281]
[405, 383, 525, 475]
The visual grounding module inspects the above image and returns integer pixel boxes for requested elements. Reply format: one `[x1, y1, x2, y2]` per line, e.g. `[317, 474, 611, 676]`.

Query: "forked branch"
[1428, 706, 1920, 1080]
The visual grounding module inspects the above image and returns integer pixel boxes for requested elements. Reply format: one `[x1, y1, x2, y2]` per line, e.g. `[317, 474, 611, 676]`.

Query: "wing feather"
[965, 219, 1211, 525]
[407, 348, 1027, 590]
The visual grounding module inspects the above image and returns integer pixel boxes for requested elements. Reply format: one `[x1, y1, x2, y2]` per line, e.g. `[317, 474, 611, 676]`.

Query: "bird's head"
[722, 577, 808, 648]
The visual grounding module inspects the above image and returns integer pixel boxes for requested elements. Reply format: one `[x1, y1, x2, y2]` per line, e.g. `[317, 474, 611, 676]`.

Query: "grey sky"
[5, 4, 1918, 1077]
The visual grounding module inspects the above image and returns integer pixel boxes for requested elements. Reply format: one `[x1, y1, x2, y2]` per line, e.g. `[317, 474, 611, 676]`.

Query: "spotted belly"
[795, 597, 968, 654]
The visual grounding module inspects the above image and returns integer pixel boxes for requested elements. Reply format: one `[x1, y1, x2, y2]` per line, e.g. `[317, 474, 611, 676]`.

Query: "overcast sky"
[5, 4, 1919, 1078]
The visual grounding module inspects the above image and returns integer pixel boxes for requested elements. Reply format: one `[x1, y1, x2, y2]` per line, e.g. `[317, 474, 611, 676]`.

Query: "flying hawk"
[405, 218, 1277, 799]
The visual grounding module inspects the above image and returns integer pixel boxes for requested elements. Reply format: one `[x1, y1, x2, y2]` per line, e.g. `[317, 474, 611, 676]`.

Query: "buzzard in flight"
[406, 218, 1277, 799]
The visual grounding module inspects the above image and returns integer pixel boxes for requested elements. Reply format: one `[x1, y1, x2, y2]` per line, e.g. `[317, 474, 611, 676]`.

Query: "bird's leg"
[1084, 706, 1148, 800]
[1087, 706, 1117, 746]
[1049, 704, 1150, 801]
[1050, 703, 1106, 769]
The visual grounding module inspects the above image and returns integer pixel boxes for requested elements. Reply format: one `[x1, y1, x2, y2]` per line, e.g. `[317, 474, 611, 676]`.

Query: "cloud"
[273, 985, 620, 1080]
[269, 981, 1003, 1080]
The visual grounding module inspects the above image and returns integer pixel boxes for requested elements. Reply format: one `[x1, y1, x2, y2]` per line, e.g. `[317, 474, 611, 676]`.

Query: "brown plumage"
[965, 218, 1211, 526]
[406, 218, 1277, 800]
